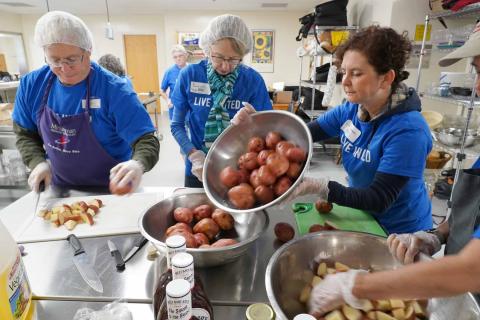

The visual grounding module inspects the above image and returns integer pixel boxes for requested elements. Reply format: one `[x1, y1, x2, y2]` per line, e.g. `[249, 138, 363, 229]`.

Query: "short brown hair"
[335, 26, 412, 93]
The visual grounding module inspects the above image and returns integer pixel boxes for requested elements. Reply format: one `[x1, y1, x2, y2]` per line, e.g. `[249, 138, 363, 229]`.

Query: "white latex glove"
[296, 46, 307, 57]
[109, 160, 144, 194]
[309, 269, 368, 317]
[188, 150, 205, 182]
[230, 102, 256, 126]
[168, 99, 173, 108]
[282, 177, 329, 204]
[387, 231, 442, 264]
[28, 161, 51, 192]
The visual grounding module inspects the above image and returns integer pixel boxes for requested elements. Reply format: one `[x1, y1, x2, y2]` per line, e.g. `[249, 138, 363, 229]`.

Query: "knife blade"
[67, 234, 103, 293]
[123, 235, 148, 262]
[107, 240, 125, 271]
[33, 181, 45, 217]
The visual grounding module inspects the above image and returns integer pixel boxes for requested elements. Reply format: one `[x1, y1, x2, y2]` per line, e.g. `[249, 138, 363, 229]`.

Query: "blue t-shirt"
[317, 98, 433, 234]
[474, 226, 480, 239]
[171, 60, 272, 175]
[12, 62, 155, 162]
[161, 64, 182, 95]
[472, 157, 480, 169]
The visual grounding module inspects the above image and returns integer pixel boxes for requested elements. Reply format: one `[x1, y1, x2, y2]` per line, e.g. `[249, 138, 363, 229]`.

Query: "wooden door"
[0, 54, 7, 72]
[124, 35, 160, 112]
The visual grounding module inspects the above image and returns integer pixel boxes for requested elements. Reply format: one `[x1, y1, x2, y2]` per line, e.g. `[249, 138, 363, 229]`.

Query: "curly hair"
[335, 26, 412, 93]
[98, 54, 125, 77]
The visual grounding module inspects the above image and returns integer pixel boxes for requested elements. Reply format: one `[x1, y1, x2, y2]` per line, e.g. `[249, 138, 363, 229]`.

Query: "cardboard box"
[429, 0, 448, 13]
[274, 91, 293, 104]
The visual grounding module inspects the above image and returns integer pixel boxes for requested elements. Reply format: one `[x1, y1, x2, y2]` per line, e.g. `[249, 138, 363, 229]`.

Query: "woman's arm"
[353, 239, 480, 300]
[13, 121, 46, 170]
[170, 72, 195, 155]
[131, 133, 160, 172]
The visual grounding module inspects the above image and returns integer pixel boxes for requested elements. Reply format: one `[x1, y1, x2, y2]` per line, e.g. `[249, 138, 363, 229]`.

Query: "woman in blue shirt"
[170, 14, 272, 188]
[98, 53, 133, 89]
[160, 45, 189, 120]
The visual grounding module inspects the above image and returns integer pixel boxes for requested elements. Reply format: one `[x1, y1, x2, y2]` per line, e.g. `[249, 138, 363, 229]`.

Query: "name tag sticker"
[341, 120, 361, 143]
[82, 98, 101, 109]
[190, 82, 211, 95]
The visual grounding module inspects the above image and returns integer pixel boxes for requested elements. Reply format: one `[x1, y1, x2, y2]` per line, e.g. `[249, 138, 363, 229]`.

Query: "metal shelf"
[429, 2, 480, 19]
[420, 92, 480, 107]
[433, 140, 480, 159]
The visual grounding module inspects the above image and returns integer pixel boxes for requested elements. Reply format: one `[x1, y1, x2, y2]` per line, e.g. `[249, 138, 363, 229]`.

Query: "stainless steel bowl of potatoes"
[265, 231, 480, 319]
[139, 190, 269, 267]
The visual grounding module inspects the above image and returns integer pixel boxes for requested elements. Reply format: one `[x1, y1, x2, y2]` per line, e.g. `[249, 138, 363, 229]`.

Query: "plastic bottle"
[0, 220, 33, 320]
[165, 279, 192, 320]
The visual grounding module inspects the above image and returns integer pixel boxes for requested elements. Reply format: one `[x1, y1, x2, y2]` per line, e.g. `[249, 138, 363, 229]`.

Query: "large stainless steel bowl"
[265, 231, 480, 320]
[434, 127, 479, 147]
[139, 191, 269, 267]
[203, 110, 313, 214]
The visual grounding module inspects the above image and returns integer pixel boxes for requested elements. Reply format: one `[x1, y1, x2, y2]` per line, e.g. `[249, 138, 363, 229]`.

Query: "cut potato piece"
[311, 275, 322, 287]
[37, 209, 48, 217]
[408, 301, 426, 317]
[335, 261, 350, 272]
[358, 299, 374, 312]
[342, 304, 362, 320]
[299, 285, 312, 303]
[327, 267, 337, 274]
[366, 311, 377, 320]
[317, 262, 327, 276]
[391, 308, 406, 320]
[404, 306, 415, 319]
[325, 310, 345, 320]
[64, 219, 77, 231]
[374, 300, 392, 311]
[375, 311, 396, 320]
[389, 300, 405, 309]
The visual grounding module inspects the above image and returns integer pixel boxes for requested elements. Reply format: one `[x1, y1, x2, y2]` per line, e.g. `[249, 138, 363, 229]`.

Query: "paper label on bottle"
[167, 291, 192, 320]
[167, 246, 186, 269]
[192, 308, 211, 320]
[7, 253, 31, 319]
[172, 261, 194, 288]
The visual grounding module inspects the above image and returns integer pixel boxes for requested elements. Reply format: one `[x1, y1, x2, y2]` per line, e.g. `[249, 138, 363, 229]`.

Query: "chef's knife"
[123, 235, 148, 262]
[107, 240, 125, 271]
[67, 234, 104, 293]
[33, 181, 45, 217]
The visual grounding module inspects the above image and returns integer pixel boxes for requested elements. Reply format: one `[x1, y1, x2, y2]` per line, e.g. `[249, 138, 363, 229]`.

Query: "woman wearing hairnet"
[12, 11, 159, 194]
[170, 14, 272, 187]
[160, 45, 189, 120]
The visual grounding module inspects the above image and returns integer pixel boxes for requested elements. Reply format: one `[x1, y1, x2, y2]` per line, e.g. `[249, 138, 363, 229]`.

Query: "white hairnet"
[34, 11, 94, 52]
[171, 44, 188, 55]
[199, 14, 253, 55]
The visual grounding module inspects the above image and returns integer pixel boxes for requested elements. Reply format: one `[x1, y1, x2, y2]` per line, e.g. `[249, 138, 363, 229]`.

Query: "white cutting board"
[7, 192, 164, 243]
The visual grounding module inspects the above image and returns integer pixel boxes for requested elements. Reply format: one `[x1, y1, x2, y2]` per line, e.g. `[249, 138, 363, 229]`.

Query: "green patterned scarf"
[203, 62, 239, 150]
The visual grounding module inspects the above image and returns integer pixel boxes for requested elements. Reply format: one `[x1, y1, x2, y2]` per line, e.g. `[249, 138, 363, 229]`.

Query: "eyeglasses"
[210, 55, 242, 67]
[45, 54, 84, 68]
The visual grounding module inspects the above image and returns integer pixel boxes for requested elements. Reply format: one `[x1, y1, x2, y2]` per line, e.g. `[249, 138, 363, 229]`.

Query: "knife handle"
[111, 250, 125, 271]
[67, 234, 85, 256]
[134, 235, 148, 248]
[39, 180, 45, 192]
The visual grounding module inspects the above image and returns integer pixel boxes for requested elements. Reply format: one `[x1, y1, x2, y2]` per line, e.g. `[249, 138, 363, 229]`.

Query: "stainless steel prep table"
[1, 152, 449, 319]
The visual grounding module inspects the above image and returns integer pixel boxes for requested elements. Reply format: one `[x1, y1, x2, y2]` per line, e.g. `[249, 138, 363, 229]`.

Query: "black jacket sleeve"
[327, 172, 409, 213]
[307, 120, 331, 142]
[13, 121, 46, 169]
[131, 132, 160, 172]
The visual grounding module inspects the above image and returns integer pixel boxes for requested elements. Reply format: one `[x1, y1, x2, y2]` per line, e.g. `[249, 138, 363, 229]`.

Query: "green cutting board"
[293, 203, 387, 237]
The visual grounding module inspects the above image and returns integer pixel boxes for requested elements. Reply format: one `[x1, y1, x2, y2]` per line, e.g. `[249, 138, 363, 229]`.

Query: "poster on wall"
[177, 32, 205, 62]
[251, 30, 274, 73]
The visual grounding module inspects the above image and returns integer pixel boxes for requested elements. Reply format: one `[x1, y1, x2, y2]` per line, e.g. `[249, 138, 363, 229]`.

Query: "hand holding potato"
[109, 160, 144, 195]
[387, 231, 441, 264]
[230, 102, 256, 126]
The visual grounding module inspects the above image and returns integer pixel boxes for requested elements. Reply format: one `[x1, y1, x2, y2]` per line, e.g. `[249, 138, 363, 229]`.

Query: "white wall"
[0, 37, 20, 74]
[0, 11, 22, 32]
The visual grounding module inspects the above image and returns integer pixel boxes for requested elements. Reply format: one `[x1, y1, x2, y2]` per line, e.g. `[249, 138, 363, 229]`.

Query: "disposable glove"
[109, 160, 144, 194]
[188, 150, 206, 181]
[230, 102, 256, 126]
[28, 161, 51, 192]
[387, 231, 442, 264]
[309, 269, 368, 317]
[282, 177, 329, 204]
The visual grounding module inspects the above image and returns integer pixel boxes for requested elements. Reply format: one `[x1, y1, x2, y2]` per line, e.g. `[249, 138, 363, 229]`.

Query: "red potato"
[248, 136, 265, 153]
[286, 162, 302, 179]
[257, 149, 275, 166]
[169, 229, 198, 248]
[257, 165, 277, 186]
[193, 233, 210, 247]
[211, 209, 235, 230]
[265, 131, 283, 149]
[173, 207, 194, 224]
[238, 169, 250, 184]
[242, 152, 259, 171]
[254, 185, 275, 204]
[78, 201, 89, 212]
[211, 238, 239, 247]
[193, 204, 213, 221]
[286, 147, 307, 163]
[228, 183, 256, 209]
[249, 169, 262, 189]
[193, 218, 220, 240]
[219, 166, 240, 188]
[315, 200, 333, 214]
[87, 204, 99, 214]
[275, 141, 295, 157]
[166, 222, 193, 237]
[274, 222, 295, 243]
[266, 153, 290, 177]
[274, 176, 292, 197]
[309, 224, 327, 233]
[109, 181, 133, 195]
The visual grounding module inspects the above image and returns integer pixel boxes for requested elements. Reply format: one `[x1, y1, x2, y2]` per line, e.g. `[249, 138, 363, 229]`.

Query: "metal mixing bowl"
[138, 191, 269, 267]
[434, 127, 479, 147]
[203, 110, 313, 214]
[265, 231, 480, 319]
